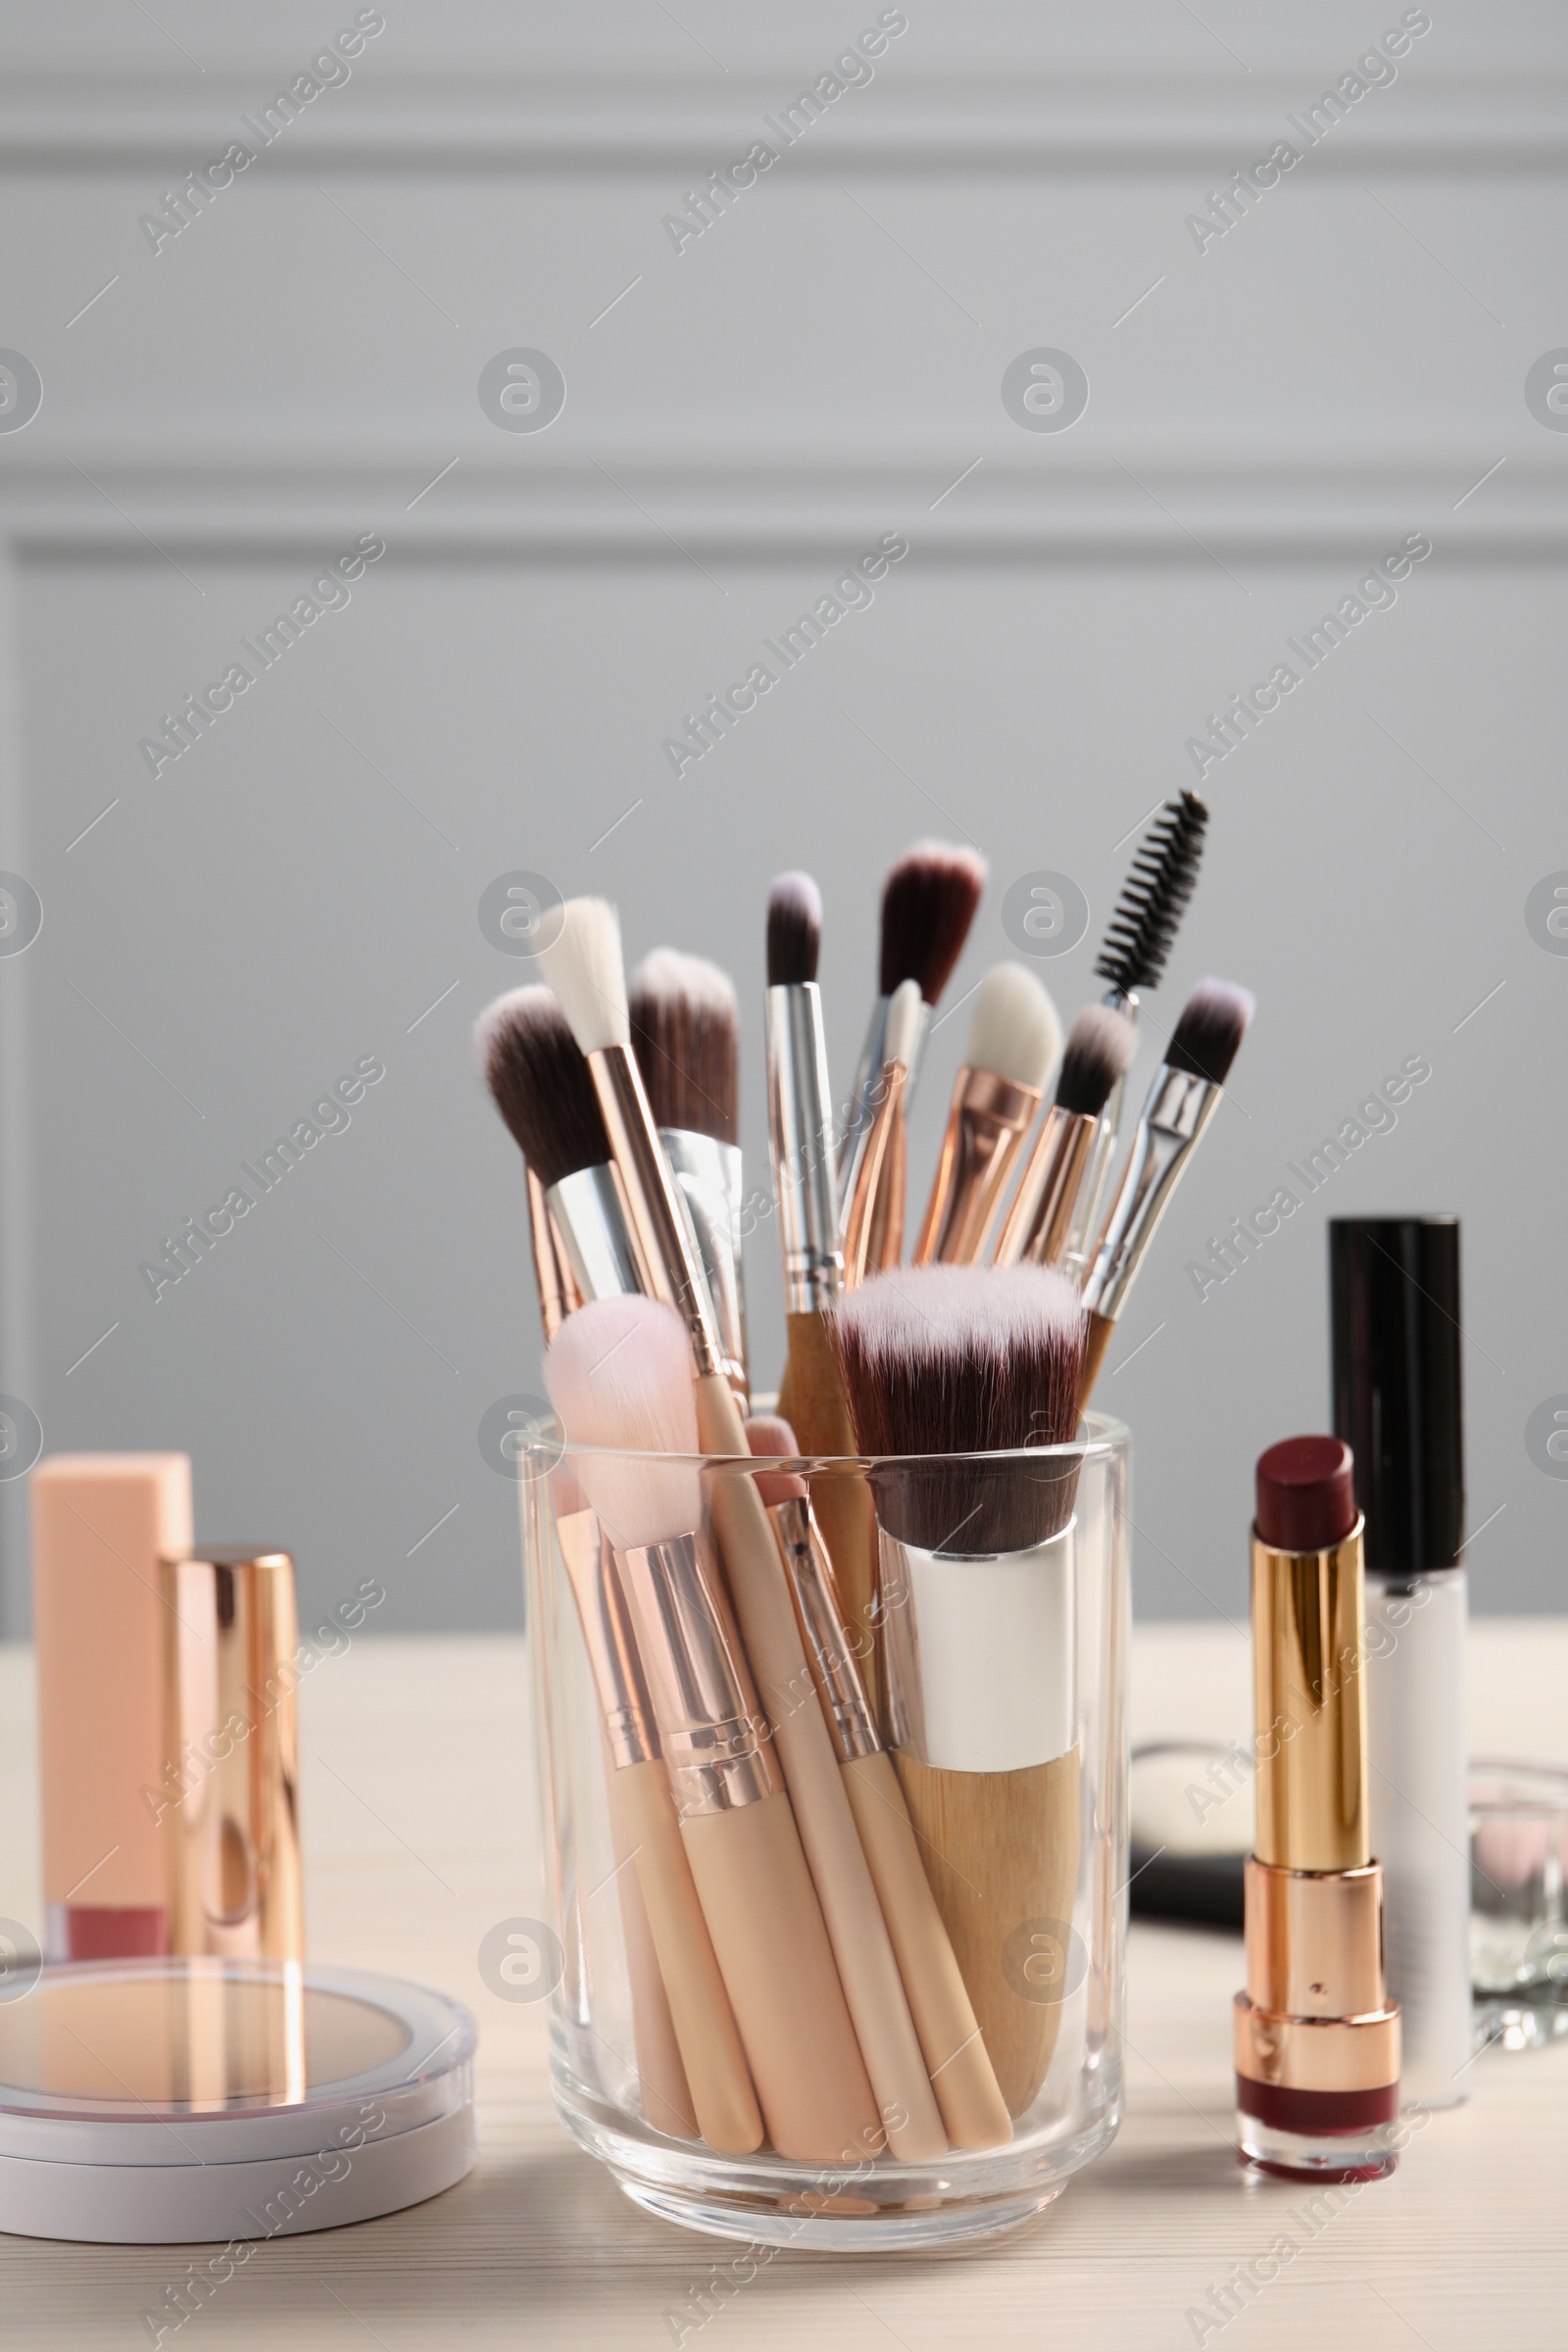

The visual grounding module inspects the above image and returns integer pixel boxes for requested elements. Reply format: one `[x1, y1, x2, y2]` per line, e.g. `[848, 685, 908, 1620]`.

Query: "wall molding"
[2, 69, 1565, 172]
[4, 451, 1563, 561]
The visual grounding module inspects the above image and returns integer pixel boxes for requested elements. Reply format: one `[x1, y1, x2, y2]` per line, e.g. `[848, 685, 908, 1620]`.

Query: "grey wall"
[1, 2, 1565, 1636]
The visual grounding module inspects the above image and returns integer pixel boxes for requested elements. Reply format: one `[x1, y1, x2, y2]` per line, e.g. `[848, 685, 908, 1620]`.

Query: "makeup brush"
[543, 1296, 882, 2163]
[749, 1415, 1012, 2151]
[629, 950, 749, 1407]
[1063, 789, 1209, 1281]
[913, 963, 1061, 1266]
[829, 1264, 1090, 2117]
[1079, 976, 1254, 1402]
[477, 985, 648, 1306]
[764, 871, 841, 1436]
[552, 1491, 759, 2150]
[763, 872, 884, 1715]
[842, 978, 921, 1291]
[993, 1004, 1138, 1269]
[538, 906, 942, 2157]
[837, 842, 988, 1243]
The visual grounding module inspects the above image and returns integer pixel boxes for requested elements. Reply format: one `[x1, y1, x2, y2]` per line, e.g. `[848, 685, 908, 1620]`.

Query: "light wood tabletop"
[0, 1620, 1563, 2351]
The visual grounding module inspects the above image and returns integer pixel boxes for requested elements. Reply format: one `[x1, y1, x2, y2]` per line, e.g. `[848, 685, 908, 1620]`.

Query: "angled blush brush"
[829, 1264, 1090, 2117]
[837, 842, 988, 1247]
[544, 1296, 881, 2162]
[629, 949, 749, 1408]
[1079, 976, 1254, 1402]
[749, 1415, 1011, 2151]
[993, 1004, 1137, 1269]
[1063, 790, 1209, 1281]
[912, 963, 1061, 1266]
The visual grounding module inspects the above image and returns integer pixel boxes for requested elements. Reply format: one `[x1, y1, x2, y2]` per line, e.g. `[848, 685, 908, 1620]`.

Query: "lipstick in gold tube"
[1236, 1436, 1400, 2182]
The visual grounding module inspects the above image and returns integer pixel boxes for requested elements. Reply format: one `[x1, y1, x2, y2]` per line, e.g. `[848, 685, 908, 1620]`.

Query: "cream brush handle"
[602, 1747, 700, 2141]
[680, 1792, 876, 2164]
[615, 1757, 763, 2154]
[696, 1370, 947, 2162]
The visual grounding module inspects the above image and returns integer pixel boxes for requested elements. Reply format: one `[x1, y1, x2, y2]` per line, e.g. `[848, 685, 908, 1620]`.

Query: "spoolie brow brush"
[1063, 790, 1209, 1281]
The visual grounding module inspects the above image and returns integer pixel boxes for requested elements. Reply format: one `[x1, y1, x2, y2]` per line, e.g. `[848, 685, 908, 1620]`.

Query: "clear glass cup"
[518, 1413, 1130, 2249]
[1469, 1760, 1568, 2053]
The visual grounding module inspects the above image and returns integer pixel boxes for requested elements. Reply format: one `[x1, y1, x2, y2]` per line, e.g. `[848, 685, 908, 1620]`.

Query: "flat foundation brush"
[993, 1004, 1137, 1269]
[913, 962, 1061, 1266]
[837, 842, 988, 1257]
[1064, 789, 1209, 1281]
[829, 1264, 1090, 2117]
[1079, 976, 1254, 1402]
[630, 950, 749, 1409]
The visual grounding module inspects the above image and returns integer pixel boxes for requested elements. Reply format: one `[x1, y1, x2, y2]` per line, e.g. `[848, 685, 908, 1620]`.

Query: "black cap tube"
[1329, 1217, 1464, 1577]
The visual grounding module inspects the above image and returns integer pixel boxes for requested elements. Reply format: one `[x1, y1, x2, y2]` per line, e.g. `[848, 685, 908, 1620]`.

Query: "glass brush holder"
[519, 1413, 1131, 2248]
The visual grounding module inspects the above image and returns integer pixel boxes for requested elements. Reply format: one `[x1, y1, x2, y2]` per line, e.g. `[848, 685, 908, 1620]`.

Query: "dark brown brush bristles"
[1094, 789, 1208, 999]
[878, 841, 988, 1004]
[766, 871, 822, 988]
[827, 1265, 1088, 1555]
[628, 949, 740, 1145]
[1164, 976, 1254, 1085]
[476, 985, 611, 1190]
[1054, 1004, 1138, 1118]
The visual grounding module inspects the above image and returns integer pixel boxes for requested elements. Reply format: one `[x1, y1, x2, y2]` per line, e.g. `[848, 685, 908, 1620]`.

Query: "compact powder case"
[0, 1957, 475, 2243]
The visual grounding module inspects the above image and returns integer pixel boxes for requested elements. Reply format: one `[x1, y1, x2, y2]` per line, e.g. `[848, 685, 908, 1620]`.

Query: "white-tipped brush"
[913, 964, 1062, 1266]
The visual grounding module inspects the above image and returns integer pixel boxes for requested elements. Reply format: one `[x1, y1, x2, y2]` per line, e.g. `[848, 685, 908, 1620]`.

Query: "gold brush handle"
[842, 1751, 1012, 2150]
[615, 1759, 763, 2154]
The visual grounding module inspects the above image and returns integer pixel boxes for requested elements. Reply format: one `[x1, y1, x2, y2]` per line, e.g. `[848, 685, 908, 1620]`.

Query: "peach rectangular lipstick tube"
[1236, 1438, 1400, 2182]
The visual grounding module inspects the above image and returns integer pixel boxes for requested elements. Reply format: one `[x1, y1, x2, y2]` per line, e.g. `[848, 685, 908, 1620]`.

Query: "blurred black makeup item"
[1128, 1742, 1250, 1932]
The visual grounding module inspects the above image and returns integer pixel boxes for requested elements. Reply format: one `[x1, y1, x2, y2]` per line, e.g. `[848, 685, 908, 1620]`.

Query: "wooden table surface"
[1, 1620, 1563, 2350]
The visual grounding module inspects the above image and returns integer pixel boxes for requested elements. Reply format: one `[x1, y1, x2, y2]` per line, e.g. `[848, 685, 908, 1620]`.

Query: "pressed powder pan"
[0, 1957, 474, 2243]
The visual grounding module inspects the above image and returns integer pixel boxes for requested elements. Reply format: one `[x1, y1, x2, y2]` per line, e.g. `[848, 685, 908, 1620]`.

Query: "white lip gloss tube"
[1331, 1215, 1472, 2109]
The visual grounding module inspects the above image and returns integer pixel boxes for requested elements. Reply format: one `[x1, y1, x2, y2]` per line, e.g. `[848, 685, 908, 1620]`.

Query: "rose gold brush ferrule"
[587, 1043, 724, 1376]
[557, 1511, 660, 1770]
[992, 1104, 1099, 1269]
[526, 1167, 581, 1342]
[913, 1069, 1043, 1266]
[841, 1061, 907, 1291]
[615, 1531, 781, 1818]
[766, 1495, 879, 1763]
[1237, 1511, 1399, 2146]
